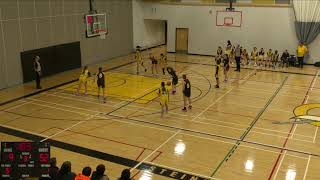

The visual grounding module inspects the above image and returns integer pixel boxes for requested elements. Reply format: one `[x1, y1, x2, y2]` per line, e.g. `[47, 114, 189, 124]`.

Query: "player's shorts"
[172, 77, 178, 85]
[152, 60, 158, 65]
[97, 80, 105, 88]
[160, 96, 168, 106]
[258, 55, 264, 61]
[79, 76, 87, 84]
[183, 90, 191, 97]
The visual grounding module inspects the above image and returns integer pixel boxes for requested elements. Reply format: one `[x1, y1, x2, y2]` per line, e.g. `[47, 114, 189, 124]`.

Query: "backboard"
[85, 13, 108, 38]
[216, 10, 242, 27]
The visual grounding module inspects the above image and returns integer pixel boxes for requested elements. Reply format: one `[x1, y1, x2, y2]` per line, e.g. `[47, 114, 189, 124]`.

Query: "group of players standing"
[135, 46, 192, 118]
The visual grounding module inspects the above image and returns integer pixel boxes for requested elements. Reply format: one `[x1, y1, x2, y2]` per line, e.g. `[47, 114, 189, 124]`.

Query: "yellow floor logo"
[273, 103, 320, 126]
[292, 103, 320, 127]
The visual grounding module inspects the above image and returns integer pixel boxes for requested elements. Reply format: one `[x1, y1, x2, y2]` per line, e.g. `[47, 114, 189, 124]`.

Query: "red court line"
[268, 73, 317, 180]
[135, 148, 146, 161]
[50, 126, 161, 152]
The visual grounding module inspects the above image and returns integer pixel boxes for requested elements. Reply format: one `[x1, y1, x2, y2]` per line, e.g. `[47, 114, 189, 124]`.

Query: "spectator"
[91, 164, 109, 180]
[75, 166, 92, 180]
[119, 169, 131, 180]
[49, 158, 59, 180]
[297, 42, 308, 69]
[57, 161, 76, 180]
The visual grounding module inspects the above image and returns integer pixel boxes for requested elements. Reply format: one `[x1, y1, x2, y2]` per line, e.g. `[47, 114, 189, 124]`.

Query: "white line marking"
[273, 70, 319, 180]
[302, 155, 311, 180]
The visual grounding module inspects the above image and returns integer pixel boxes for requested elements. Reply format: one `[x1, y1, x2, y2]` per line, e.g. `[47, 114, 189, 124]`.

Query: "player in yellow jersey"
[159, 53, 167, 75]
[77, 66, 91, 96]
[266, 49, 273, 68]
[251, 47, 258, 66]
[135, 46, 147, 74]
[158, 82, 169, 118]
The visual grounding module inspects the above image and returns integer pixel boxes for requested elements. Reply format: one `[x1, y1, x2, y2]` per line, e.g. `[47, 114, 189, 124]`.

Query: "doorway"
[175, 28, 189, 53]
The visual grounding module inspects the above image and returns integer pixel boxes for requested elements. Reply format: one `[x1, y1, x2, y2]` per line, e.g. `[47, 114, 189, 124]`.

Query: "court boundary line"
[0, 123, 212, 180]
[167, 59, 317, 77]
[12, 92, 320, 157]
[40, 91, 315, 141]
[210, 76, 289, 177]
[9, 98, 316, 159]
[0, 61, 136, 107]
[269, 70, 319, 180]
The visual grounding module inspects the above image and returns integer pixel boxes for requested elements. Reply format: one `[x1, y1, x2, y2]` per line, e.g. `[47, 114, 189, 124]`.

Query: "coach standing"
[33, 56, 42, 89]
[235, 45, 241, 72]
[297, 42, 308, 69]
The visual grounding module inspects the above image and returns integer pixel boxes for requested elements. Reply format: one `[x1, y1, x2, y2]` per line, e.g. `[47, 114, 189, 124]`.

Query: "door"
[176, 28, 189, 53]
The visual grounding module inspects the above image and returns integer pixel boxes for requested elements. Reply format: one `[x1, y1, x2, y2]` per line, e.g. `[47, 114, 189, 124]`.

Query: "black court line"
[0, 125, 210, 180]
[0, 61, 135, 107]
[210, 76, 288, 177]
[168, 59, 317, 76]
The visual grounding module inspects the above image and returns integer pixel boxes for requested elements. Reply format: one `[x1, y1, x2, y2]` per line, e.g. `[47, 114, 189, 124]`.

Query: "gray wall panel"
[3, 20, 22, 86]
[19, 0, 35, 19]
[0, 0, 133, 89]
[37, 18, 52, 48]
[20, 19, 37, 51]
[0, 1, 19, 20]
[35, 0, 50, 17]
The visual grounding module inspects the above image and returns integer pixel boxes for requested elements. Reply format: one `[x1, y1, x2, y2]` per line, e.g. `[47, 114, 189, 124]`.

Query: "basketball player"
[159, 53, 167, 75]
[258, 48, 265, 67]
[251, 47, 258, 66]
[241, 49, 249, 66]
[77, 66, 91, 95]
[158, 82, 169, 118]
[217, 46, 223, 57]
[149, 53, 158, 75]
[167, 67, 178, 94]
[266, 49, 273, 68]
[272, 50, 279, 69]
[135, 46, 146, 74]
[33, 56, 42, 89]
[223, 52, 230, 82]
[215, 56, 222, 88]
[182, 74, 192, 111]
[96, 67, 106, 103]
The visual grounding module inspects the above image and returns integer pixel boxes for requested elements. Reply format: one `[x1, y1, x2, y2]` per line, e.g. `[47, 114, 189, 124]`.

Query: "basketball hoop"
[97, 29, 107, 39]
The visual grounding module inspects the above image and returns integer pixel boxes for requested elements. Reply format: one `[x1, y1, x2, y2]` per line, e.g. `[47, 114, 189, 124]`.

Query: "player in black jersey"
[215, 56, 222, 88]
[167, 67, 178, 94]
[96, 67, 106, 103]
[149, 53, 158, 75]
[182, 74, 192, 111]
[223, 53, 230, 82]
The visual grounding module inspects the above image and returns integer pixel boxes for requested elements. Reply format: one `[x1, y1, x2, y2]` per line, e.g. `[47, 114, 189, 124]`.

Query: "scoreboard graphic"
[0, 142, 50, 179]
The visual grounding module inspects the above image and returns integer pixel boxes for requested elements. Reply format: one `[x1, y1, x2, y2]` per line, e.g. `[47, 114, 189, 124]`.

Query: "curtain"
[293, 0, 320, 45]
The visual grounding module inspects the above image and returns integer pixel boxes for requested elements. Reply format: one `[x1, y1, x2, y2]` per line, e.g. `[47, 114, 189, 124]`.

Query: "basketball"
[166, 81, 172, 86]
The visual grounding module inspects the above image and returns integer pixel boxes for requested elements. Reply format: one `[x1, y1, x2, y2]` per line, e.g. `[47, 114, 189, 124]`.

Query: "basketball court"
[0, 45, 320, 179]
[1, 0, 320, 179]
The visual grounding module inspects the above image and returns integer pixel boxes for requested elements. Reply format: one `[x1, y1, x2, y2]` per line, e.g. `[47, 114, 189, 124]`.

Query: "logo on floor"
[273, 103, 320, 126]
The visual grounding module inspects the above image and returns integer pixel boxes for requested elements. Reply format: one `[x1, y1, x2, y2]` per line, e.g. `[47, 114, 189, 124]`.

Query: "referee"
[33, 56, 42, 89]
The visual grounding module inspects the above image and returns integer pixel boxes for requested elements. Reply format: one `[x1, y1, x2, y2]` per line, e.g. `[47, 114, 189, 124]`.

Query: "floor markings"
[269, 70, 319, 180]
[210, 75, 288, 177]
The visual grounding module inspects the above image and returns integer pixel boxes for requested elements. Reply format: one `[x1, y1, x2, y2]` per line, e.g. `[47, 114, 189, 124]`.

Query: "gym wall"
[0, 0, 133, 89]
[133, 0, 166, 49]
[134, 1, 320, 64]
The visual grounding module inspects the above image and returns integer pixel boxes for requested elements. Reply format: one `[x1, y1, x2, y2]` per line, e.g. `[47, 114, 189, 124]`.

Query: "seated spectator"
[57, 161, 76, 180]
[118, 169, 131, 180]
[75, 166, 92, 180]
[49, 157, 59, 180]
[91, 164, 109, 180]
[281, 50, 290, 68]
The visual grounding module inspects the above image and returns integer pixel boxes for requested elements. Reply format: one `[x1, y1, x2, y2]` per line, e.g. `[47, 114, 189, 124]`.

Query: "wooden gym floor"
[1, 46, 320, 179]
